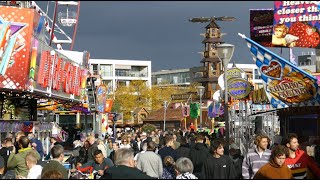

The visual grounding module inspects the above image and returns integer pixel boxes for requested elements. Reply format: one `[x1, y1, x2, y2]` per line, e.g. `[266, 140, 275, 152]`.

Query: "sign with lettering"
[258, 58, 317, 104]
[31, 41, 88, 102]
[250, 9, 274, 47]
[227, 78, 252, 99]
[227, 68, 247, 81]
[272, 1, 320, 48]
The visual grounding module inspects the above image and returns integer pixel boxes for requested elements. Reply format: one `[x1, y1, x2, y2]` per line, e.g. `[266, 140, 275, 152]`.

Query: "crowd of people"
[0, 128, 319, 179]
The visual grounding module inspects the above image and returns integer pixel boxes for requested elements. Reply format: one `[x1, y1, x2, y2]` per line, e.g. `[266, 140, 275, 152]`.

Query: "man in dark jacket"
[158, 135, 177, 161]
[176, 137, 190, 159]
[87, 135, 99, 162]
[189, 134, 210, 179]
[100, 148, 152, 179]
[201, 139, 236, 179]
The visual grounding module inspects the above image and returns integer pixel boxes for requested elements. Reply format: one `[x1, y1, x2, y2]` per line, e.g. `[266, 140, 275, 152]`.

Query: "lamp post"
[197, 86, 205, 129]
[163, 101, 168, 132]
[216, 43, 235, 154]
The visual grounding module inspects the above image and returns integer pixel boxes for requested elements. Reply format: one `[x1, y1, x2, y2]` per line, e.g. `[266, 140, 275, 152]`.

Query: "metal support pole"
[200, 96, 202, 129]
[84, 113, 88, 135]
[224, 60, 230, 155]
[164, 101, 167, 131]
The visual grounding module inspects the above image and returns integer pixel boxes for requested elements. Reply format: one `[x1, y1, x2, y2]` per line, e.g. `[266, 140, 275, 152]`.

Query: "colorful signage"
[34, 49, 85, 99]
[0, 6, 39, 90]
[250, 9, 274, 47]
[227, 68, 247, 81]
[182, 105, 190, 117]
[241, 33, 320, 108]
[273, 1, 320, 48]
[96, 85, 108, 113]
[105, 99, 113, 113]
[227, 78, 252, 99]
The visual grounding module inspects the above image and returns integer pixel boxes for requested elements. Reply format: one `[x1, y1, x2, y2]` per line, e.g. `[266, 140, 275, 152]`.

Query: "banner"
[250, 9, 274, 47]
[272, 1, 320, 48]
[96, 85, 108, 113]
[105, 99, 113, 113]
[0, 6, 39, 90]
[190, 103, 200, 119]
[239, 33, 320, 109]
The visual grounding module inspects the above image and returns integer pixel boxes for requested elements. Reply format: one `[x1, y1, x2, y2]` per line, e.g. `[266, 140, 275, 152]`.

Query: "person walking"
[201, 139, 237, 179]
[100, 148, 153, 179]
[189, 134, 210, 179]
[176, 136, 190, 159]
[137, 141, 163, 179]
[175, 157, 198, 179]
[282, 133, 320, 179]
[242, 134, 271, 179]
[87, 135, 99, 162]
[7, 136, 40, 177]
[41, 144, 68, 179]
[254, 145, 292, 179]
[158, 135, 177, 161]
[24, 151, 43, 179]
[161, 156, 176, 179]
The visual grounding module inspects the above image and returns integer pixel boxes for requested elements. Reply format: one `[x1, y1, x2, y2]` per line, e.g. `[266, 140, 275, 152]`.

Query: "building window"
[100, 65, 112, 76]
[92, 64, 98, 75]
[254, 69, 261, 80]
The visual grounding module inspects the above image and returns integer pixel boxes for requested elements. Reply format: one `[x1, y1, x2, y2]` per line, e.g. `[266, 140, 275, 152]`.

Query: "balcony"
[115, 70, 148, 78]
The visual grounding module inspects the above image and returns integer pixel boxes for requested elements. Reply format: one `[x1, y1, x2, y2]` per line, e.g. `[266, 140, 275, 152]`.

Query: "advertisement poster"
[96, 85, 108, 113]
[0, 6, 39, 90]
[241, 34, 320, 109]
[227, 78, 252, 99]
[273, 1, 320, 48]
[250, 9, 274, 47]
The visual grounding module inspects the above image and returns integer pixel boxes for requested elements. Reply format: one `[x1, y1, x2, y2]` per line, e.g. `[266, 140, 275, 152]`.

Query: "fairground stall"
[0, 4, 90, 153]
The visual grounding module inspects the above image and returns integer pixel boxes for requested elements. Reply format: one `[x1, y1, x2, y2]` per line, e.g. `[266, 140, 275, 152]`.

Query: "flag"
[190, 103, 200, 119]
[238, 33, 320, 109]
[289, 48, 297, 66]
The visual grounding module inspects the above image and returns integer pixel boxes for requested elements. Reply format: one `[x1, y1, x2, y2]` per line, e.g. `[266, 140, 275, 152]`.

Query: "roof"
[144, 103, 184, 122]
[133, 107, 149, 115]
[206, 21, 220, 29]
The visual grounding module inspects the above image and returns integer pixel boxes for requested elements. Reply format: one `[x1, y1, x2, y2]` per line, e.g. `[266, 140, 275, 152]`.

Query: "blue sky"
[38, 1, 315, 71]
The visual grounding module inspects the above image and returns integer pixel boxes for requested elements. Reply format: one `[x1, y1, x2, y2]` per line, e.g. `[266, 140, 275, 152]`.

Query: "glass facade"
[100, 65, 113, 77]
[152, 71, 190, 85]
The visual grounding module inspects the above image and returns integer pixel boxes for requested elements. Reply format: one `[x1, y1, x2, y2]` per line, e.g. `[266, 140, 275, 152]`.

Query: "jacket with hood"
[189, 143, 210, 179]
[254, 159, 293, 179]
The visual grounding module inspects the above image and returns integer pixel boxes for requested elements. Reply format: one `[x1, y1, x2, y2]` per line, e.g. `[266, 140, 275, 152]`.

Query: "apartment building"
[89, 59, 152, 92]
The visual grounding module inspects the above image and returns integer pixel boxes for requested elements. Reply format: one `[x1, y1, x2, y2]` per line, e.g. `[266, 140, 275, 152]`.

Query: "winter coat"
[189, 143, 210, 179]
[176, 144, 190, 159]
[158, 146, 177, 161]
[201, 155, 237, 179]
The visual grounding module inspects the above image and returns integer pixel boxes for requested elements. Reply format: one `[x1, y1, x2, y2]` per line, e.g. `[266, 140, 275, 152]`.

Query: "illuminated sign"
[34, 49, 87, 101]
[227, 78, 252, 99]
